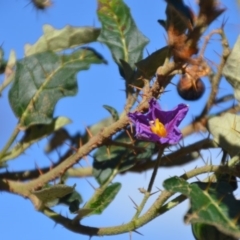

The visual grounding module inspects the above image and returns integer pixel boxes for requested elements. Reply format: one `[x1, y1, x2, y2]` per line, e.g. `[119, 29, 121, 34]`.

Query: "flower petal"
[164, 104, 188, 131]
[128, 112, 149, 125]
[128, 98, 188, 145]
[146, 98, 162, 121]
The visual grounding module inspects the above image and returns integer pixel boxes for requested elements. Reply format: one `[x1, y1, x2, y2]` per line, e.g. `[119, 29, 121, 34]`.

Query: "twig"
[131, 147, 164, 221]
[147, 148, 164, 192]
[198, 28, 231, 118]
[0, 125, 20, 162]
[0, 166, 93, 181]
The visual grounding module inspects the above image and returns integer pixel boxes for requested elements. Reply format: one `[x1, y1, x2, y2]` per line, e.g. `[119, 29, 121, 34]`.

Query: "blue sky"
[0, 0, 240, 239]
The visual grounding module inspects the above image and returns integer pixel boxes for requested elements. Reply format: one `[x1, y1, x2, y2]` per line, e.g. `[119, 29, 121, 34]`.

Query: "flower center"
[150, 119, 167, 137]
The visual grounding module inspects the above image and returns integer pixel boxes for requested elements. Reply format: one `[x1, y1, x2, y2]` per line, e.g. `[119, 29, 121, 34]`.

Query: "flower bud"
[177, 74, 205, 101]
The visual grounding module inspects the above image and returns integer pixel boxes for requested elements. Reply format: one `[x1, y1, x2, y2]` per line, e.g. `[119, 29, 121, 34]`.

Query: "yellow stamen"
[150, 119, 167, 137]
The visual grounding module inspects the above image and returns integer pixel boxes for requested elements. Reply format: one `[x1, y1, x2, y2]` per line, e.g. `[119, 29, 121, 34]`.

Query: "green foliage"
[1, 117, 71, 162]
[164, 177, 240, 239]
[93, 131, 155, 185]
[58, 189, 83, 213]
[192, 222, 238, 240]
[32, 184, 75, 207]
[9, 48, 106, 128]
[135, 46, 169, 79]
[103, 105, 119, 121]
[208, 113, 240, 157]
[84, 182, 121, 216]
[97, 0, 149, 68]
[25, 25, 101, 56]
[1, 0, 240, 239]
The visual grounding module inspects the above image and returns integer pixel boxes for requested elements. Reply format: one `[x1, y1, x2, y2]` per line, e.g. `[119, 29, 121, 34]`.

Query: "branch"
[129, 138, 217, 173]
[0, 138, 216, 181]
[0, 166, 92, 181]
[197, 28, 231, 119]
[41, 160, 240, 237]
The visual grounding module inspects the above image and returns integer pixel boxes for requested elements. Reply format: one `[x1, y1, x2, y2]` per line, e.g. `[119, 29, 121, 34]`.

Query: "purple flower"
[128, 98, 188, 144]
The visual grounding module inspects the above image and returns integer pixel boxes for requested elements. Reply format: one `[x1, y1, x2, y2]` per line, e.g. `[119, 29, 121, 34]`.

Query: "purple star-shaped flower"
[128, 98, 188, 145]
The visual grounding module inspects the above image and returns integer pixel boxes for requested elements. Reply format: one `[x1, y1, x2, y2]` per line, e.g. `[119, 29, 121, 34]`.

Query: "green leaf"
[93, 131, 155, 185]
[163, 177, 240, 239]
[58, 189, 83, 213]
[9, 48, 106, 128]
[32, 184, 75, 207]
[44, 128, 70, 153]
[119, 59, 135, 83]
[103, 105, 119, 121]
[222, 36, 240, 102]
[85, 182, 121, 216]
[25, 25, 101, 56]
[97, 0, 149, 68]
[207, 113, 240, 157]
[135, 46, 169, 79]
[1, 117, 71, 162]
[192, 222, 238, 240]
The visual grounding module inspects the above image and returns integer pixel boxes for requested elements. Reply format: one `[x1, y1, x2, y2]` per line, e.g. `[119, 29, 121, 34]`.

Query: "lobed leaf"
[9, 48, 106, 128]
[164, 176, 240, 239]
[25, 25, 101, 56]
[207, 113, 240, 157]
[97, 0, 149, 68]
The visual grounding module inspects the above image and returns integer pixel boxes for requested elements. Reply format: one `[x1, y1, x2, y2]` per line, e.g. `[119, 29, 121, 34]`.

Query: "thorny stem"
[0, 3, 236, 239]
[0, 138, 215, 181]
[132, 147, 164, 220]
[82, 167, 119, 210]
[206, 30, 230, 112]
[199, 28, 230, 118]
[158, 155, 240, 216]
[41, 155, 240, 237]
[75, 148, 131, 221]
[0, 62, 178, 197]
[132, 192, 150, 220]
